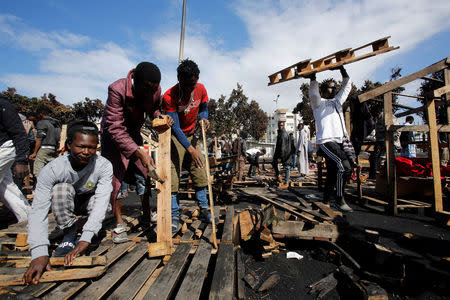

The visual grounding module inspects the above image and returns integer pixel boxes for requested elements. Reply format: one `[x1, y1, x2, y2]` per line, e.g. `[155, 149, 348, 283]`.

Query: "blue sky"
[1, 0, 449, 115]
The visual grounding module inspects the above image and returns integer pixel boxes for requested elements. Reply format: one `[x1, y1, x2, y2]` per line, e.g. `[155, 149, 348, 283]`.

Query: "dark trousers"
[319, 142, 352, 200]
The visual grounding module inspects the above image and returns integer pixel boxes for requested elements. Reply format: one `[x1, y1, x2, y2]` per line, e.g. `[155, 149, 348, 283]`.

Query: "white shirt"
[309, 77, 352, 145]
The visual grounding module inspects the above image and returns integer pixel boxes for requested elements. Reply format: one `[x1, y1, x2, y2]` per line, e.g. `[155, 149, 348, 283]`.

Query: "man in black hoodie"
[272, 119, 295, 183]
[29, 106, 61, 178]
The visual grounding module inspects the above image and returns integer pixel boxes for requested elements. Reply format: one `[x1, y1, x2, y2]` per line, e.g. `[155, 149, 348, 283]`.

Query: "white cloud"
[1, 0, 450, 113]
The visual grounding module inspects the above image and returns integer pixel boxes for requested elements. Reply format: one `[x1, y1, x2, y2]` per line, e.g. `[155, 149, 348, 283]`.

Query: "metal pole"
[178, 0, 187, 64]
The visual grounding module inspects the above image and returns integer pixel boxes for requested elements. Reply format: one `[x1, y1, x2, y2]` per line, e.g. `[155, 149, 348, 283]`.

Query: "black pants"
[319, 142, 352, 200]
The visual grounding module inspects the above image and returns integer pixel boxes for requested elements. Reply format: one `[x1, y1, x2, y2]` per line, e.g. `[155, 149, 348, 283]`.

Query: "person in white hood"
[305, 66, 353, 212]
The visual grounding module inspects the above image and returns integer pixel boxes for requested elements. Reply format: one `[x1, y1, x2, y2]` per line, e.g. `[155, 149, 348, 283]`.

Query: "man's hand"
[29, 153, 36, 160]
[200, 118, 210, 130]
[13, 163, 29, 178]
[157, 115, 174, 127]
[23, 256, 52, 285]
[187, 146, 204, 169]
[65, 241, 89, 266]
[133, 148, 156, 170]
[302, 72, 316, 81]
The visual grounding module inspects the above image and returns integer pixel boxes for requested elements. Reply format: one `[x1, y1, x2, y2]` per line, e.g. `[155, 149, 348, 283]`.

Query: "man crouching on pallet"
[23, 121, 113, 285]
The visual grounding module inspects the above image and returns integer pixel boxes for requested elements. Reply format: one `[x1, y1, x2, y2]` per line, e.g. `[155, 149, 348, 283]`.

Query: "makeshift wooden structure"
[358, 57, 450, 221]
[148, 116, 172, 257]
[268, 36, 399, 85]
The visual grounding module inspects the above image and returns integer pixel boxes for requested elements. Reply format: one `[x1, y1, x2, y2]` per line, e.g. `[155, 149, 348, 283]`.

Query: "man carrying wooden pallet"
[305, 66, 353, 212]
[101, 62, 173, 243]
[23, 121, 113, 285]
[162, 59, 218, 233]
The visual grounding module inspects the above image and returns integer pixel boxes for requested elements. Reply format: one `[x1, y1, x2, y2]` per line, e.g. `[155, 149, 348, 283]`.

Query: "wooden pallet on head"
[268, 36, 399, 85]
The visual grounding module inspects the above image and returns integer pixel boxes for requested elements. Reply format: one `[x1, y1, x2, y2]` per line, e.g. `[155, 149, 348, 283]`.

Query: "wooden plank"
[236, 248, 246, 300]
[274, 196, 331, 221]
[272, 220, 305, 236]
[151, 116, 172, 257]
[221, 206, 234, 243]
[245, 192, 320, 224]
[359, 58, 449, 102]
[239, 210, 254, 241]
[143, 243, 193, 300]
[0, 267, 105, 286]
[41, 282, 87, 300]
[312, 202, 343, 218]
[76, 242, 148, 300]
[426, 96, 443, 212]
[434, 84, 450, 98]
[21, 282, 57, 298]
[200, 121, 218, 249]
[275, 223, 338, 242]
[176, 225, 213, 300]
[209, 243, 234, 300]
[107, 257, 160, 300]
[13, 255, 107, 268]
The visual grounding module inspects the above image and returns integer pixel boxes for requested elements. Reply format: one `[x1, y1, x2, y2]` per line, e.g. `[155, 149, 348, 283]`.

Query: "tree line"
[1, 84, 269, 141]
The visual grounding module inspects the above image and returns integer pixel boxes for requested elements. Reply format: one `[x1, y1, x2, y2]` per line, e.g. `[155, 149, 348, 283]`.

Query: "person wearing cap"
[305, 66, 353, 212]
[23, 121, 113, 285]
[272, 119, 295, 183]
[101, 62, 173, 243]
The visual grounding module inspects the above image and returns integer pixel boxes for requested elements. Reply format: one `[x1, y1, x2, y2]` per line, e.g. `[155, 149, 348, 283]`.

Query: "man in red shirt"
[162, 59, 216, 232]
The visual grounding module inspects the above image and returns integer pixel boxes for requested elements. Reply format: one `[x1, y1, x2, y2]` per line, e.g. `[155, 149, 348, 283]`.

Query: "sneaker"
[199, 208, 219, 224]
[339, 203, 353, 212]
[112, 223, 128, 244]
[53, 239, 76, 257]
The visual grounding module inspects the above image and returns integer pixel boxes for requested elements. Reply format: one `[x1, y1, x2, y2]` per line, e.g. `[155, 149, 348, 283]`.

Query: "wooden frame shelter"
[358, 58, 450, 221]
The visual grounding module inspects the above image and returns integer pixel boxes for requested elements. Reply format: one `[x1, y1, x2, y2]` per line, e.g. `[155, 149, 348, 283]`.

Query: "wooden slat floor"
[0, 205, 236, 300]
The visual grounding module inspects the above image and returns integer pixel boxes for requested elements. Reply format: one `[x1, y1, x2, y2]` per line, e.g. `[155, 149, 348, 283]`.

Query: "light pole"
[178, 0, 187, 64]
[274, 94, 280, 110]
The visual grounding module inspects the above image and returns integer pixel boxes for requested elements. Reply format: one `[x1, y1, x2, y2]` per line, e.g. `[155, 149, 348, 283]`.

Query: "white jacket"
[309, 77, 352, 145]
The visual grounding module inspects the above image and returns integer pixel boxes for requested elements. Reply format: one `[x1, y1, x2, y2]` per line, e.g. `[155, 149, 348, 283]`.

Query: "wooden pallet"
[268, 36, 399, 85]
[1, 206, 236, 300]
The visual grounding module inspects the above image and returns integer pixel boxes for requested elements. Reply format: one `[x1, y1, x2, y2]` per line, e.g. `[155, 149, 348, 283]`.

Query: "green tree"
[208, 83, 268, 140]
[417, 70, 446, 124]
[71, 97, 105, 121]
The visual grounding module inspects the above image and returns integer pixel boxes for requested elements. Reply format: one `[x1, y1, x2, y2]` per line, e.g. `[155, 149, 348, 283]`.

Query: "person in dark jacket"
[29, 105, 61, 177]
[272, 119, 295, 183]
[0, 96, 30, 223]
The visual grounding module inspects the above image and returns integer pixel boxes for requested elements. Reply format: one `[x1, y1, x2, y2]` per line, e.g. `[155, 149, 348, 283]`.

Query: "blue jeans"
[171, 187, 208, 220]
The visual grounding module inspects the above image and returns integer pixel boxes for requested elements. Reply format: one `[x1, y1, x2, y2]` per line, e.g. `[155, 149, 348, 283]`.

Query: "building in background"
[265, 109, 303, 144]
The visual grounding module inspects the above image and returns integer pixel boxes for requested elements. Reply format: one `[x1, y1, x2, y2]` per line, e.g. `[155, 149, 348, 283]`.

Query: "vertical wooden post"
[445, 69, 450, 152]
[384, 92, 397, 215]
[426, 95, 443, 212]
[148, 116, 172, 257]
[201, 121, 218, 249]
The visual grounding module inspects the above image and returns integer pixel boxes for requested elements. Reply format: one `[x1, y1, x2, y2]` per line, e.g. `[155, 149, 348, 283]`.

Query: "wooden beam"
[426, 96, 443, 212]
[149, 116, 172, 257]
[0, 267, 105, 286]
[421, 76, 444, 84]
[390, 124, 450, 132]
[200, 121, 218, 249]
[13, 256, 107, 268]
[395, 106, 425, 118]
[359, 58, 450, 102]
[434, 84, 450, 98]
[392, 92, 425, 100]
